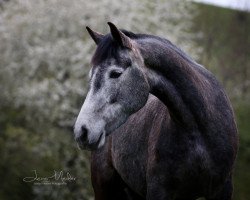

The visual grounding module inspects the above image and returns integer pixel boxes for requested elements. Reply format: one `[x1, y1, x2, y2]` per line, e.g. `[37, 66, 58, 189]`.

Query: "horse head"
[74, 22, 150, 150]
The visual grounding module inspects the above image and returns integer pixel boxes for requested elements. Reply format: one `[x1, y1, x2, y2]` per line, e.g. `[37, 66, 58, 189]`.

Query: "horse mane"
[92, 29, 198, 68]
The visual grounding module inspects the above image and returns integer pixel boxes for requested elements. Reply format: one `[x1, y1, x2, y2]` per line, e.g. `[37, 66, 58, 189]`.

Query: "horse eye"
[109, 71, 122, 79]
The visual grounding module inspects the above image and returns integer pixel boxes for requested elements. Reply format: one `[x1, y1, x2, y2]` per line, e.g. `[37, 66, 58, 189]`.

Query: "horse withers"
[74, 22, 238, 200]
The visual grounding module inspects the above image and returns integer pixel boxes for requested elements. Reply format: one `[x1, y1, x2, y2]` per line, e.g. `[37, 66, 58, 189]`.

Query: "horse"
[74, 22, 238, 200]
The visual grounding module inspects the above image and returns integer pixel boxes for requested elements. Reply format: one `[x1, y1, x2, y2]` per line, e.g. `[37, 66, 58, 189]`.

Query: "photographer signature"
[23, 170, 76, 184]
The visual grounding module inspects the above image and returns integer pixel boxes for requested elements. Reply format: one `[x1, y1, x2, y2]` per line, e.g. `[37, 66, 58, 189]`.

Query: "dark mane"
[91, 34, 117, 66]
[92, 29, 198, 67]
[91, 30, 143, 66]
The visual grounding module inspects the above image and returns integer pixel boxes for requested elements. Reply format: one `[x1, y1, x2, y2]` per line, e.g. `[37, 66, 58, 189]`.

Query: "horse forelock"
[91, 29, 145, 66]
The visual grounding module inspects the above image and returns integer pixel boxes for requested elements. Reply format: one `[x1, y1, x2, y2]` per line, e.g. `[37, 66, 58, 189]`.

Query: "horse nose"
[79, 125, 88, 141]
[74, 125, 88, 144]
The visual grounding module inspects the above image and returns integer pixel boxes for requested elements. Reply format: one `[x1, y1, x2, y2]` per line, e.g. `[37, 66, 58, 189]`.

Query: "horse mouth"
[76, 132, 105, 151]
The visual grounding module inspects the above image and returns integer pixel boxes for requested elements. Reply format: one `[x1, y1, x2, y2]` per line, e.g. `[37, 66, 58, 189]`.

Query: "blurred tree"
[0, 0, 197, 199]
[0, 0, 197, 128]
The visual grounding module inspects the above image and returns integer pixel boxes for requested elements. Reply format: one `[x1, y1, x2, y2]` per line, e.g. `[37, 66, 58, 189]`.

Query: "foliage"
[0, 106, 93, 200]
[0, 0, 195, 127]
[233, 101, 250, 200]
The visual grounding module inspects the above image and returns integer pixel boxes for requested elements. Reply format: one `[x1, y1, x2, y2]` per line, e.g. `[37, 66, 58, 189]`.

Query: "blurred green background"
[0, 0, 249, 199]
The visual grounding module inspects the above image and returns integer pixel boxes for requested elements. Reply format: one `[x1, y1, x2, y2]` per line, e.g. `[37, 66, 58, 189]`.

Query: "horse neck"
[138, 38, 213, 131]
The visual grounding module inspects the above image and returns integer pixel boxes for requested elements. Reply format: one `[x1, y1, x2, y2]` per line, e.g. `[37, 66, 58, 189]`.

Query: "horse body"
[74, 23, 238, 200]
[91, 95, 235, 200]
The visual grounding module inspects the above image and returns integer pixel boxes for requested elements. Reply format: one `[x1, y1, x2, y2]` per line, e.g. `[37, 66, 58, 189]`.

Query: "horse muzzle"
[74, 125, 105, 151]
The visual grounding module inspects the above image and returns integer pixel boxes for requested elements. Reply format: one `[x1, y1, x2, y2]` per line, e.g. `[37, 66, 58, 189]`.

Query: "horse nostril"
[80, 125, 88, 141]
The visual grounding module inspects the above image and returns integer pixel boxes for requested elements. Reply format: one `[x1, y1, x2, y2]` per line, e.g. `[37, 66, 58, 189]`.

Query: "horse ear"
[107, 22, 132, 49]
[86, 26, 104, 45]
